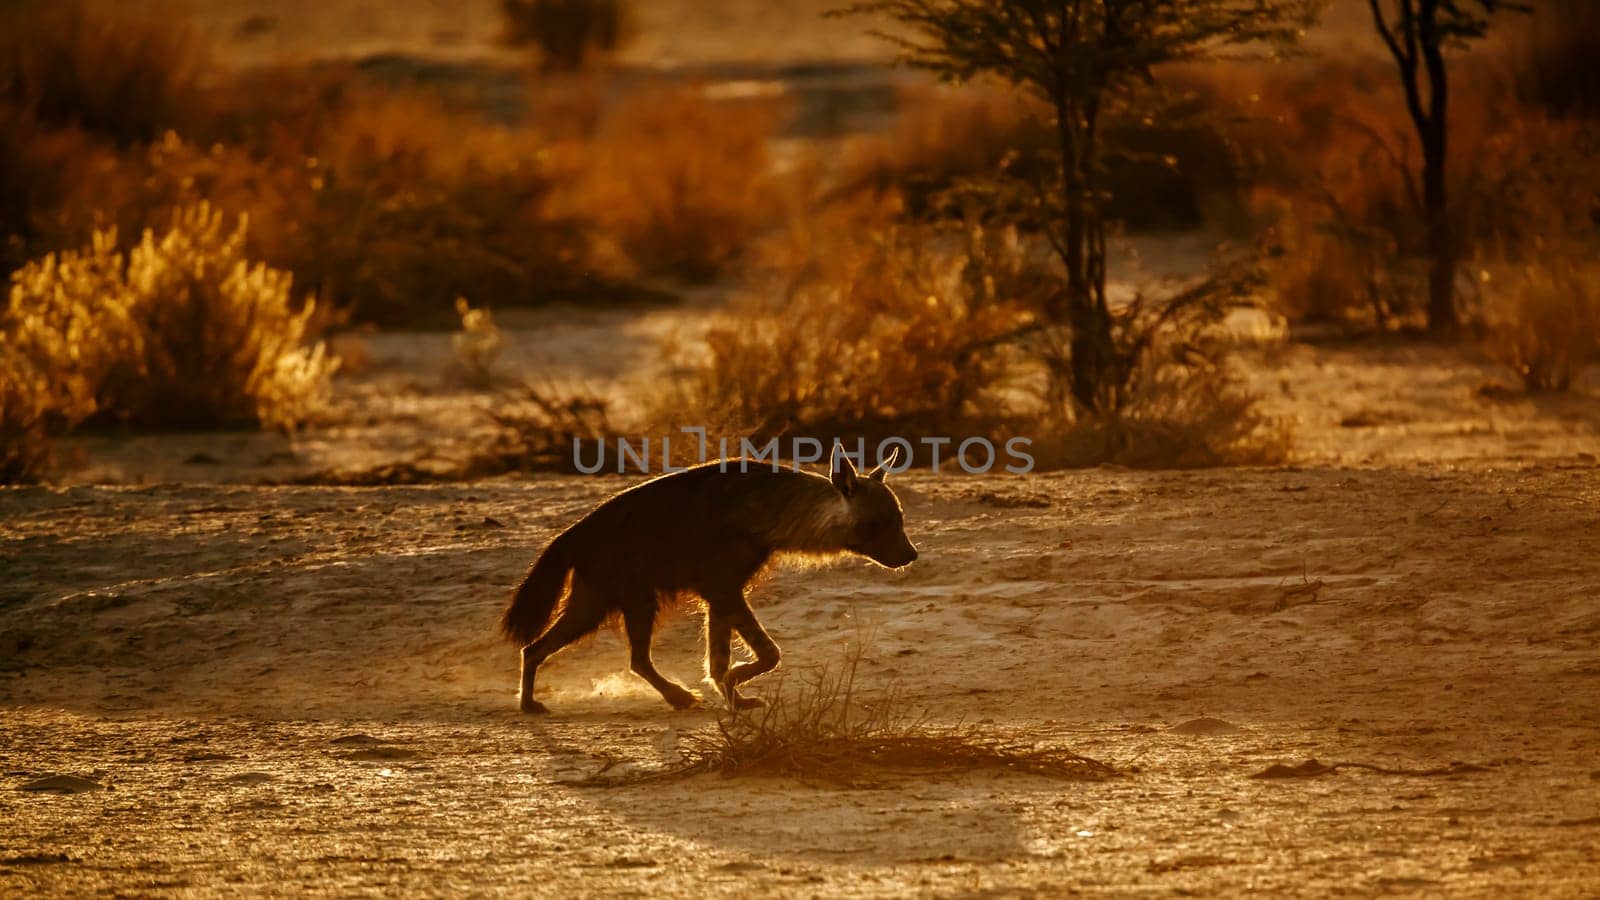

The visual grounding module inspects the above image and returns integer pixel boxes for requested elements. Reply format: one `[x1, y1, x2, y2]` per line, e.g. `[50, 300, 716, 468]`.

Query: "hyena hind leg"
[518, 584, 606, 714]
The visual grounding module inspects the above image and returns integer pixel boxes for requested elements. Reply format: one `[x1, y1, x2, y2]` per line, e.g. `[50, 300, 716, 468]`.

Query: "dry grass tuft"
[1481, 243, 1600, 393]
[582, 646, 1116, 788]
[482, 382, 623, 473]
[448, 297, 506, 389]
[1026, 262, 1293, 468]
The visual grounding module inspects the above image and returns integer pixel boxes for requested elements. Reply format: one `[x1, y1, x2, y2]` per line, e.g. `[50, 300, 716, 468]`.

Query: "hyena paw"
[718, 679, 765, 710]
[664, 688, 701, 711]
[519, 696, 550, 715]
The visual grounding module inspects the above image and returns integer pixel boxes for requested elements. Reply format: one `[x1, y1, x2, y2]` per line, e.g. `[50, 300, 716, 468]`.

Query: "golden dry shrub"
[1034, 337, 1292, 469]
[1197, 58, 1509, 330]
[0, 236, 106, 481]
[0, 0, 216, 147]
[658, 195, 1288, 469]
[30, 131, 313, 278]
[839, 84, 1045, 216]
[663, 200, 1043, 443]
[1019, 260, 1293, 470]
[289, 91, 590, 326]
[1261, 212, 1419, 330]
[3, 203, 335, 436]
[36, 92, 594, 329]
[1243, 69, 1432, 329]
[1469, 117, 1600, 392]
[1482, 245, 1600, 393]
[499, 0, 633, 72]
[0, 354, 57, 482]
[572, 83, 787, 282]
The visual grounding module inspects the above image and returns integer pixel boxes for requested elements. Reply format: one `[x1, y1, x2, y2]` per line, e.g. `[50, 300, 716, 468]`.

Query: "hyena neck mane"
[747, 470, 854, 557]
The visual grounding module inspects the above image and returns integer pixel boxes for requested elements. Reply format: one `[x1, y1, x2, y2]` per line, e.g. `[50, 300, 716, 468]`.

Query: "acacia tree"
[1366, 1, 1521, 335]
[841, 0, 1311, 413]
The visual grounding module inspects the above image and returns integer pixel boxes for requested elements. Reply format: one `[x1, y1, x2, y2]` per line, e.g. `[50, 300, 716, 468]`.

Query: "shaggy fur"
[501, 448, 917, 713]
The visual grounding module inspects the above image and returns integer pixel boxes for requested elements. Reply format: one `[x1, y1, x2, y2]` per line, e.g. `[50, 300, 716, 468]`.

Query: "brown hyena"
[500, 446, 917, 713]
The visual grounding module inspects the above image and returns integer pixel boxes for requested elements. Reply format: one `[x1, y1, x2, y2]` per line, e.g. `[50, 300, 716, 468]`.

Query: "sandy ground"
[4, 458, 1600, 895]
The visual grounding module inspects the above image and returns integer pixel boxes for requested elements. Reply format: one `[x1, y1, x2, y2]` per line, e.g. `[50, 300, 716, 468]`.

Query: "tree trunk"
[1421, 143, 1455, 335]
[1370, 0, 1460, 335]
[1419, 25, 1457, 335]
[1054, 94, 1118, 413]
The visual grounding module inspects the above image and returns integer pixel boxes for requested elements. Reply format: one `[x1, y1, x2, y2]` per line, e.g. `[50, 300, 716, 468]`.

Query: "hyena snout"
[866, 535, 918, 569]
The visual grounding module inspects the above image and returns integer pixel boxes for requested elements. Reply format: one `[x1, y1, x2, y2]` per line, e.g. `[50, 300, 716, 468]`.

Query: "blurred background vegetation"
[2, 0, 1596, 482]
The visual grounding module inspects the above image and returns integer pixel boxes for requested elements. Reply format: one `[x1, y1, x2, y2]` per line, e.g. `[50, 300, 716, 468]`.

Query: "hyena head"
[831, 446, 918, 569]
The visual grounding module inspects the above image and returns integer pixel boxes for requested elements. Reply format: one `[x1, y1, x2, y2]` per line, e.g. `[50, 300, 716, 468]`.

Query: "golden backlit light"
[2, 1, 1597, 895]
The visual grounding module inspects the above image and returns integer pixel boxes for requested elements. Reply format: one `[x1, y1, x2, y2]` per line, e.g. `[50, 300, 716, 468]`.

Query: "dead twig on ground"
[575, 644, 1116, 788]
[1251, 759, 1490, 779]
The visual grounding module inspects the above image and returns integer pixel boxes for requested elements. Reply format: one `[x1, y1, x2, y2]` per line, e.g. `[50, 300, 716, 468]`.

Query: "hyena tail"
[500, 531, 575, 645]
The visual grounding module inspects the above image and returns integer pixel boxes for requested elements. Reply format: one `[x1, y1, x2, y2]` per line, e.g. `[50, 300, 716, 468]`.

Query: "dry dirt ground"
[4, 450, 1600, 894]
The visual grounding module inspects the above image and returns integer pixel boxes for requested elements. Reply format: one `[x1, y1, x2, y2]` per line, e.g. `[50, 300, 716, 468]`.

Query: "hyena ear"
[867, 446, 901, 481]
[830, 444, 859, 496]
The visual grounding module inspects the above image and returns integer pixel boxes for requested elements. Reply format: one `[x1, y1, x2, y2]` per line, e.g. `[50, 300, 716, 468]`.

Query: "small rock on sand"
[715, 861, 767, 873]
[1168, 717, 1244, 735]
[2, 852, 74, 865]
[342, 747, 420, 761]
[18, 774, 104, 794]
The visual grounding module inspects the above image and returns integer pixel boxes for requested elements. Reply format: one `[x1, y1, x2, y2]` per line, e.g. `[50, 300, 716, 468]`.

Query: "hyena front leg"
[621, 603, 699, 710]
[706, 609, 764, 710]
[727, 609, 781, 689]
[703, 592, 781, 704]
